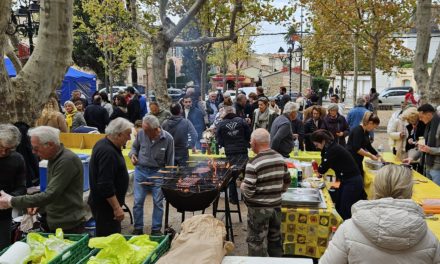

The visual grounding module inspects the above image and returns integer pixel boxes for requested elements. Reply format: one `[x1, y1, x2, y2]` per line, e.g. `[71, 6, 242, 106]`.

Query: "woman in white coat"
[319, 164, 440, 264]
[387, 103, 411, 160]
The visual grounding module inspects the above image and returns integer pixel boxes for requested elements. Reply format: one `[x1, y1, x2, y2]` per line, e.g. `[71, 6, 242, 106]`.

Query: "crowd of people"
[0, 84, 439, 262]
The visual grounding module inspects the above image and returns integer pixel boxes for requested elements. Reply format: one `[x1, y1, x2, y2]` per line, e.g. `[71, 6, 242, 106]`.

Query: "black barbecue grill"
[158, 157, 247, 237]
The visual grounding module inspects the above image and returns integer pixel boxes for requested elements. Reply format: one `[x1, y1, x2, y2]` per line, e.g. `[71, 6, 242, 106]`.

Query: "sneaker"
[151, 230, 163, 236]
[132, 229, 144, 235]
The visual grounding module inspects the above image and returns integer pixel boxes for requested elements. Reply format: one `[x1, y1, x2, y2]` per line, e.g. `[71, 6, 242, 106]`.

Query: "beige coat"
[36, 112, 68, 132]
[320, 198, 440, 264]
[387, 110, 407, 160]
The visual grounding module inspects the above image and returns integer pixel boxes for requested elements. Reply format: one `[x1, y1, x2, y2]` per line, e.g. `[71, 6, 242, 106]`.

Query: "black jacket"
[88, 138, 128, 213]
[127, 94, 141, 123]
[304, 118, 323, 151]
[318, 142, 361, 180]
[109, 106, 129, 121]
[347, 125, 378, 173]
[216, 113, 250, 156]
[84, 103, 110, 133]
[0, 152, 26, 220]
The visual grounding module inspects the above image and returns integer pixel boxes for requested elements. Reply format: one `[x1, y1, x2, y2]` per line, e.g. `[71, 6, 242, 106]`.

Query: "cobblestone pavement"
[120, 109, 395, 257]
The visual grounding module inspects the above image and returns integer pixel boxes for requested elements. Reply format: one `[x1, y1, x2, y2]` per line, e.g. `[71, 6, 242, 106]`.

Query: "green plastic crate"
[77, 235, 170, 264]
[0, 233, 90, 264]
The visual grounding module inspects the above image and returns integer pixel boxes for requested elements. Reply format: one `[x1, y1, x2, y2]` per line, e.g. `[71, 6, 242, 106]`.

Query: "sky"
[251, 0, 299, 54]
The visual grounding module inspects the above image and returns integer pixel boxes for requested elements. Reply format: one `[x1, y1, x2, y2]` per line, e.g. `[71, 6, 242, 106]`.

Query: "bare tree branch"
[172, 35, 237, 47]
[171, 0, 241, 47]
[5, 38, 22, 73]
[166, 0, 208, 39]
[159, 0, 169, 25]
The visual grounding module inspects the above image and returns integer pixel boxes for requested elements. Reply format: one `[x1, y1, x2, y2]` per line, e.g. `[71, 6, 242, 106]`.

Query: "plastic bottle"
[211, 138, 217, 155]
[329, 226, 337, 242]
[293, 138, 299, 156]
[289, 168, 298, 187]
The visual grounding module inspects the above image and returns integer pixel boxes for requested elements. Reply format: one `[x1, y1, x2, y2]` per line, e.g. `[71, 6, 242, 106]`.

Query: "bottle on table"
[329, 226, 337, 242]
[293, 138, 299, 156]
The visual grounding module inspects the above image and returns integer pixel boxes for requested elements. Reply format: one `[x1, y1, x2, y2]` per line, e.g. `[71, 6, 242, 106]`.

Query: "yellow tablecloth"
[281, 188, 343, 258]
[69, 147, 322, 171]
[363, 152, 440, 240]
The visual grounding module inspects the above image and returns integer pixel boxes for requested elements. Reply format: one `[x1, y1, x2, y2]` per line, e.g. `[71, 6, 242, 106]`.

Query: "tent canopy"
[3, 57, 96, 104]
[4, 57, 17, 77]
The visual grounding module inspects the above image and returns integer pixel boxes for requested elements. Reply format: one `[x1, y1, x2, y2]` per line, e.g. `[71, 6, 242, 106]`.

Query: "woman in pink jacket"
[320, 164, 440, 264]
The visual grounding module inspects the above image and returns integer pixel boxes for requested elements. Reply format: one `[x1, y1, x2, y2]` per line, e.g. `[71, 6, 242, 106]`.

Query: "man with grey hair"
[88, 118, 134, 236]
[240, 128, 290, 257]
[0, 124, 26, 250]
[347, 97, 370, 130]
[0, 126, 86, 233]
[130, 115, 174, 235]
[206, 91, 219, 125]
[270, 102, 299, 157]
[216, 105, 251, 204]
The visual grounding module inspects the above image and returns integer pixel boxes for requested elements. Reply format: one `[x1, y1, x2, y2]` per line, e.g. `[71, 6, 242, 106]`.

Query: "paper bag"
[156, 215, 233, 264]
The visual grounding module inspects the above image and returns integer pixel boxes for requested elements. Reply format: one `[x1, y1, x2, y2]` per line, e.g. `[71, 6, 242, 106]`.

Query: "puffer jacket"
[320, 198, 440, 264]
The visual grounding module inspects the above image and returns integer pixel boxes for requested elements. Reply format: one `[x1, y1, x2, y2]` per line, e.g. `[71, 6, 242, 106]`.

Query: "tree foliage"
[302, 0, 415, 90]
[82, 0, 140, 89]
[72, 0, 105, 82]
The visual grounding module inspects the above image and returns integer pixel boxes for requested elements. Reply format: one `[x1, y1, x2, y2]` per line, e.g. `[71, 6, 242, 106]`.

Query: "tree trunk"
[199, 52, 208, 99]
[414, 0, 432, 103]
[222, 43, 228, 91]
[340, 71, 344, 100]
[235, 59, 239, 95]
[370, 38, 379, 91]
[0, 0, 73, 124]
[131, 60, 138, 86]
[428, 43, 440, 105]
[152, 33, 171, 107]
[353, 34, 359, 106]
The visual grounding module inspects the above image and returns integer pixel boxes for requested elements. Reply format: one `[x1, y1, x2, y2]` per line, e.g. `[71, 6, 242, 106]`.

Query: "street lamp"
[7, 0, 40, 54]
[277, 46, 293, 96]
[294, 46, 303, 94]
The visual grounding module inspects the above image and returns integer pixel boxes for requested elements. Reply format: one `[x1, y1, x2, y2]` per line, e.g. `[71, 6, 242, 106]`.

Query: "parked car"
[378, 88, 417, 105]
[167, 88, 183, 101]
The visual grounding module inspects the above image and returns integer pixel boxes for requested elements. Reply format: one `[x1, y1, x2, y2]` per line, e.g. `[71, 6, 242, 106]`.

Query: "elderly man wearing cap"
[322, 103, 350, 146]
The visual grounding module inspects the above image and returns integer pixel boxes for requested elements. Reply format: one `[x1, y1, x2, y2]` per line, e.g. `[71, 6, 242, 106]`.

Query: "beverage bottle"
[211, 138, 217, 155]
[297, 169, 303, 183]
[293, 138, 299, 156]
[289, 168, 298, 188]
[329, 226, 337, 242]
[312, 160, 319, 173]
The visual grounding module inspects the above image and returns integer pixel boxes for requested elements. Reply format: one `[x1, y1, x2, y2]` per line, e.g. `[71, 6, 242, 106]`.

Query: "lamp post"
[294, 46, 303, 94]
[277, 46, 293, 96]
[8, 0, 40, 55]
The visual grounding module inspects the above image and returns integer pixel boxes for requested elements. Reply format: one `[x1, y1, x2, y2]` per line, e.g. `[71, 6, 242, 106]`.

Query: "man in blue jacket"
[347, 97, 370, 130]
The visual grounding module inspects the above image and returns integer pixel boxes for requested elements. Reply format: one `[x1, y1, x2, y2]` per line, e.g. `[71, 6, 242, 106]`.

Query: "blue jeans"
[133, 166, 164, 231]
[427, 169, 440, 186]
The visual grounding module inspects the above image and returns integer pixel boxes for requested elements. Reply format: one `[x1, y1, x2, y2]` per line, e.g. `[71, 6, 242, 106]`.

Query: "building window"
[403, 79, 411, 86]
